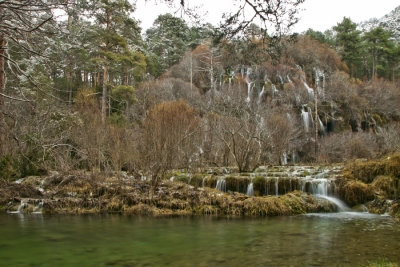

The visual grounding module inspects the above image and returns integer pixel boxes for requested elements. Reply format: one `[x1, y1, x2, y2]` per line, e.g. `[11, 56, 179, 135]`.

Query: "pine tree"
[363, 27, 395, 79]
[82, 0, 146, 123]
[333, 17, 362, 78]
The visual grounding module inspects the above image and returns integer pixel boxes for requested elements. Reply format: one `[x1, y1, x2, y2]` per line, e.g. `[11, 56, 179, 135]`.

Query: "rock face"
[1, 171, 338, 215]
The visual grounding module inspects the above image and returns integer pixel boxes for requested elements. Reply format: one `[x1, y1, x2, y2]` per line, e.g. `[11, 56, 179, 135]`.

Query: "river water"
[0, 212, 399, 267]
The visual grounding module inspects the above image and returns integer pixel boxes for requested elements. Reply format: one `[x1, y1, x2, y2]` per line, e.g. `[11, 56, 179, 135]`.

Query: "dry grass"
[1, 172, 338, 215]
[335, 178, 374, 206]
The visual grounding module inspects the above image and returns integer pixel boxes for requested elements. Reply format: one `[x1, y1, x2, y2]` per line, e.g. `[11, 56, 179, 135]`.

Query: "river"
[0, 212, 399, 267]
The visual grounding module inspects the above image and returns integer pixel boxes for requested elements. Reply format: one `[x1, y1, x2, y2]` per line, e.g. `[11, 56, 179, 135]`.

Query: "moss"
[343, 153, 400, 184]
[173, 174, 189, 184]
[371, 176, 399, 199]
[364, 258, 398, 267]
[225, 176, 249, 194]
[254, 167, 266, 173]
[335, 178, 374, 206]
[188, 174, 205, 187]
[252, 176, 266, 196]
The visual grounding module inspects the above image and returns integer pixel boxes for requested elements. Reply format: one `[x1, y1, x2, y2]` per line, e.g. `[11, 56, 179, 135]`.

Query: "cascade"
[281, 153, 288, 165]
[277, 75, 283, 84]
[301, 106, 315, 133]
[202, 177, 207, 187]
[287, 75, 292, 84]
[271, 84, 279, 98]
[246, 82, 252, 102]
[17, 203, 26, 213]
[292, 150, 297, 164]
[216, 178, 226, 192]
[246, 182, 254, 196]
[33, 201, 44, 213]
[315, 68, 325, 100]
[8, 202, 27, 214]
[258, 86, 265, 101]
[314, 195, 350, 211]
[302, 80, 314, 99]
[318, 116, 326, 136]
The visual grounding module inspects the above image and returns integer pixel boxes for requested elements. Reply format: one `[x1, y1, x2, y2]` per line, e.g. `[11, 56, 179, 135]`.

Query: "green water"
[0, 212, 399, 267]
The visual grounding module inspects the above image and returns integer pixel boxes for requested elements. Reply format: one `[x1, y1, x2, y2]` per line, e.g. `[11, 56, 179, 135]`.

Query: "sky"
[135, 0, 399, 33]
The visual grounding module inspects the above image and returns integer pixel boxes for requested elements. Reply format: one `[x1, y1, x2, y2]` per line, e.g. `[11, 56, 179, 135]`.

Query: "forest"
[1, 0, 400, 181]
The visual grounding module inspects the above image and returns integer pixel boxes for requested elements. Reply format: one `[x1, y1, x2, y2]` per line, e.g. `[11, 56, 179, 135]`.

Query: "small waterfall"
[258, 86, 265, 103]
[216, 178, 226, 192]
[7, 202, 26, 214]
[277, 75, 283, 84]
[292, 150, 297, 164]
[314, 195, 350, 211]
[17, 201, 28, 213]
[318, 116, 326, 136]
[275, 177, 279, 196]
[281, 153, 288, 165]
[287, 75, 292, 84]
[301, 106, 314, 133]
[202, 176, 207, 187]
[303, 81, 314, 98]
[246, 82, 252, 102]
[33, 201, 44, 213]
[246, 182, 254, 196]
[271, 84, 279, 98]
[315, 68, 325, 100]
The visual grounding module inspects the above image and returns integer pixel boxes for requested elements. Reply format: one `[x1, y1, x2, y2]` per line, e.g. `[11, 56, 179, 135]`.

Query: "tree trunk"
[0, 33, 5, 153]
[102, 62, 108, 124]
[101, 8, 111, 124]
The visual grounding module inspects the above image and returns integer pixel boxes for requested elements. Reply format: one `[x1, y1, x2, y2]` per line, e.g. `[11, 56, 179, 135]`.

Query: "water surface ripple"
[0, 212, 399, 267]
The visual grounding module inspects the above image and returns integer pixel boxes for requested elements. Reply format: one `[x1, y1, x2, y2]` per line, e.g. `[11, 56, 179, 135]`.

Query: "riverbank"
[2, 154, 400, 219]
[1, 170, 339, 215]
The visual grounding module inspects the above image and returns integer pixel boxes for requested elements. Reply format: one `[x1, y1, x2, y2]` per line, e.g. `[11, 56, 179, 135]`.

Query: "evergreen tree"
[363, 26, 395, 79]
[333, 17, 362, 78]
[145, 14, 196, 77]
[83, 0, 146, 123]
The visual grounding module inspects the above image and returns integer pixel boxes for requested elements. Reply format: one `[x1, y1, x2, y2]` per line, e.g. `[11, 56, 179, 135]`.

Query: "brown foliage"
[286, 36, 347, 76]
[335, 178, 374, 206]
[142, 99, 202, 176]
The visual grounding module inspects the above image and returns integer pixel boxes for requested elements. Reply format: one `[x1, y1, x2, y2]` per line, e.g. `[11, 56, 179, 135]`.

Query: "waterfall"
[275, 177, 279, 196]
[216, 178, 226, 192]
[292, 150, 297, 164]
[33, 201, 44, 213]
[318, 116, 326, 136]
[202, 177, 207, 187]
[17, 203, 26, 213]
[314, 195, 350, 211]
[277, 75, 283, 84]
[301, 106, 310, 132]
[281, 153, 288, 165]
[246, 82, 252, 102]
[258, 86, 265, 103]
[271, 84, 279, 98]
[246, 182, 254, 196]
[315, 68, 325, 100]
[303, 80, 314, 99]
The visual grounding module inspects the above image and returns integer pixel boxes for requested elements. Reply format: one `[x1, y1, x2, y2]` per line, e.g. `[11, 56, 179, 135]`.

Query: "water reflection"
[1, 212, 399, 266]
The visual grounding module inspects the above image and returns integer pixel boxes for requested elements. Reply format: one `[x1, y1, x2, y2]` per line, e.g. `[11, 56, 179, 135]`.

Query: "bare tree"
[0, 0, 65, 155]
